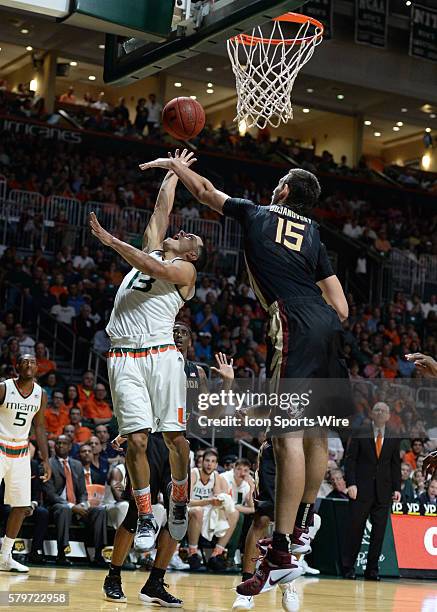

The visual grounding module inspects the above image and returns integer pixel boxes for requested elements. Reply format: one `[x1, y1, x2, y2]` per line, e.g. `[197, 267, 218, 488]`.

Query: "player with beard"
[89, 149, 203, 555]
[140, 154, 349, 598]
[102, 323, 234, 606]
[0, 354, 51, 572]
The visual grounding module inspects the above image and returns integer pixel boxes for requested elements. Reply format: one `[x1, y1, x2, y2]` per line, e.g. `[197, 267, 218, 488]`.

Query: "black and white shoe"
[134, 513, 159, 552]
[167, 484, 188, 541]
[139, 578, 183, 608]
[102, 574, 127, 602]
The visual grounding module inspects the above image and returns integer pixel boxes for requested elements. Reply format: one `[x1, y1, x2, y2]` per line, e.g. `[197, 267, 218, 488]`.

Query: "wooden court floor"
[0, 568, 436, 611]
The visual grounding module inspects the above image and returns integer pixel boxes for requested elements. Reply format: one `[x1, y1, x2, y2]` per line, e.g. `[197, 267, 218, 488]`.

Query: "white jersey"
[192, 467, 217, 500]
[0, 378, 42, 441]
[106, 251, 192, 348]
[222, 470, 250, 505]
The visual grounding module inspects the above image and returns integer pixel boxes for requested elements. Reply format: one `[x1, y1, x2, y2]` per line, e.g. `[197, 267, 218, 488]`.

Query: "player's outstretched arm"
[143, 149, 196, 252]
[32, 391, 51, 483]
[89, 212, 196, 287]
[139, 150, 230, 213]
[317, 275, 349, 322]
[405, 352, 437, 377]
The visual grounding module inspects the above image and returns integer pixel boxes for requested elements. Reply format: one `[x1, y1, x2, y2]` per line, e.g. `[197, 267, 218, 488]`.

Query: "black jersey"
[222, 198, 334, 308]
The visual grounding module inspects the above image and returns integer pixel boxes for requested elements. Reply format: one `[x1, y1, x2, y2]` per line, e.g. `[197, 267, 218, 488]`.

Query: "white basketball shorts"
[0, 441, 31, 507]
[107, 343, 186, 435]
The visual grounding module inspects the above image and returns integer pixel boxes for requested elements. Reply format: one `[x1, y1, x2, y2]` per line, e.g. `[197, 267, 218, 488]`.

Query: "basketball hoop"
[227, 13, 324, 130]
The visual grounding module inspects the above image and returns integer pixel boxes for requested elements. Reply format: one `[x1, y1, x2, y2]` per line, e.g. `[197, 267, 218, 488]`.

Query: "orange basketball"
[162, 97, 205, 141]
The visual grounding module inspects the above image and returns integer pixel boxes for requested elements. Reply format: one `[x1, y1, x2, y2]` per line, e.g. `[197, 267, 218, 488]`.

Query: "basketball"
[162, 97, 205, 141]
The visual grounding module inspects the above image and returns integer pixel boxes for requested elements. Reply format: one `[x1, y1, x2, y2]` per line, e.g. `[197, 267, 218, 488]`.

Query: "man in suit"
[342, 402, 401, 580]
[43, 435, 107, 567]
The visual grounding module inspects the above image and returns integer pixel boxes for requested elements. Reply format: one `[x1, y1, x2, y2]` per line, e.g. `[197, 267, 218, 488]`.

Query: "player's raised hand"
[211, 352, 234, 382]
[173, 148, 197, 167]
[139, 157, 173, 171]
[40, 458, 52, 483]
[423, 450, 437, 479]
[405, 352, 437, 377]
[89, 212, 113, 246]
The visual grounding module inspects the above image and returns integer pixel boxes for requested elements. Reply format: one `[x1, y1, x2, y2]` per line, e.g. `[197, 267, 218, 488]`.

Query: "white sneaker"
[300, 557, 320, 575]
[232, 593, 254, 610]
[134, 514, 159, 552]
[168, 553, 189, 571]
[280, 583, 299, 612]
[0, 555, 29, 573]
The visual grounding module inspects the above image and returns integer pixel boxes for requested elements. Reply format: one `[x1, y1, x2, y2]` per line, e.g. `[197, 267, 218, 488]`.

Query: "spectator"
[64, 384, 82, 411]
[91, 92, 109, 112]
[82, 383, 112, 425]
[13, 323, 35, 355]
[113, 96, 129, 122]
[145, 93, 162, 135]
[77, 371, 95, 404]
[33, 279, 56, 311]
[194, 332, 213, 362]
[134, 97, 148, 134]
[404, 439, 425, 470]
[326, 470, 349, 500]
[88, 435, 109, 482]
[79, 442, 106, 485]
[43, 435, 107, 567]
[49, 274, 68, 302]
[69, 406, 93, 443]
[195, 303, 220, 335]
[62, 424, 81, 458]
[67, 284, 86, 315]
[400, 462, 415, 503]
[197, 277, 217, 303]
[422, 295, 437, 319]
[72, 246, 95, 271]
[343, 218, 363, 240]
[418, 479, 437, 505]
[51, 293, 76, 325]
[374, 231, 392, 255]
[181, 201, 200, 219]
[35, 342, 57, 377]
[59, 86, 76, 104]
[94, 424, 120, 463]
[45, 390, 70, 438]
[73, 305, 96, 364]
[412, 469, 426, 498]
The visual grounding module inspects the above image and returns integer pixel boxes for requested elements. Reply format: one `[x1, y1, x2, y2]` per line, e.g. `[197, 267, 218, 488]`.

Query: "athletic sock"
[188, 545, 198, 556]
[0, 537, 14, 559]
[211, 544, 225, 557]
[149, 566, 166, 583]
[296, 502, 314, 529]
[242, 572, 253, 581]
[171, 476, 188, 502]
[133, 486, 152, 515]
[272, 531, 292, 553]
[108, 563, 122, 577]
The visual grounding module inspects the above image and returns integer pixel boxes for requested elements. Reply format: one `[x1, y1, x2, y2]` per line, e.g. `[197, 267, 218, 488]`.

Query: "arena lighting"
[206, 88, 214, 94]
[25, 46, 33, 51]
[302, 108, 310, 113]
[337, 94, 344, 100]
[20, 28, 29, 34]
[98, 44, 105, 49]
[190, 95, 197, 100]
[306, 88, 314, 93]
[405, 0, 412, 5]
[70, 61, 77, 66]
[206, 67, 213, 72]
[88, 75, 96, 81]
[29, 78, 37, 92]
[393, 126, 400, 131]
[374, 131, 381, 137]
[364, 120, 372, 126]
[425, 128, 432, 133]
[422, 153, 431, 170]
[174, 82, 182, 87]
[396, 121, 404, 126]
[401, 108, 408, 112]
[207, 82, 213, 87]
[238, 119, 247, 136]
[431, 114, 436, 119]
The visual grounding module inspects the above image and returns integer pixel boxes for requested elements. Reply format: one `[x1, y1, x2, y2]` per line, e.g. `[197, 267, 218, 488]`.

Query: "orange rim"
[230, 12, 324, 46]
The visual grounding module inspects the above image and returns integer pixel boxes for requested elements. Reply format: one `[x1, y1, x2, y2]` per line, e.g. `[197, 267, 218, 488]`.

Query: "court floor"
[0, 568, 436, 611]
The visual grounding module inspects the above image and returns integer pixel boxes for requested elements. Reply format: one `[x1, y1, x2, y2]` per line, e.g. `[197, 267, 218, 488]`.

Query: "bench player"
[0, 354, 51, 572]
[140, 154, 349, 596]
[89, 149, 203, 551]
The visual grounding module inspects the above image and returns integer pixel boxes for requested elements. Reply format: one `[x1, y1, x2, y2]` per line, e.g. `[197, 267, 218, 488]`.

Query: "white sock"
[1, 537, 14, 559]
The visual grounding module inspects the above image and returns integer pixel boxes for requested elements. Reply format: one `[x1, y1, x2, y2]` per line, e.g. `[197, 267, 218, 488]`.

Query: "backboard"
[104, 0, 308, 85]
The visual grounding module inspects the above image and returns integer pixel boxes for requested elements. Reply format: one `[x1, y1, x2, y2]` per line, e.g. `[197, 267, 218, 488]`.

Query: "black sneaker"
[102, 574, 127, 602]
[134, 513, 159, 551]
[207, 553, 227, 571]
[187, 554, 202, 570]
[167, 483, 188, 541]
[139, 578, 183, 608]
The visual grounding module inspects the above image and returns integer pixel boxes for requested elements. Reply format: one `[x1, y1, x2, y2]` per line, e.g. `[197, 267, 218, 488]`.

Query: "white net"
[227, 16, 323, 130]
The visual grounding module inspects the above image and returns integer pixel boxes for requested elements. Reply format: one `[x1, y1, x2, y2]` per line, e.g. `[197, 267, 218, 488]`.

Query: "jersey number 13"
[127, 271, 156, 293]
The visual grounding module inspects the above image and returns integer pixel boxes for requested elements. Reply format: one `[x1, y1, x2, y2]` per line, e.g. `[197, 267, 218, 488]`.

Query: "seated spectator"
[94, 424, 120, 463]
[69, 406, 93, 443]
[13, 323, 35, 355]
[326, 469, 349, 500]
[50, 293, 76, 325]
[59, 86, 77, 104]
[197, 277, 217, 303]
[418, 479, 437, 505]
[50, 273, 68, 302]
[343, 218, 363, 240]
[64, 384, 82, 412]
[45, 390, 70, 438]
[35, 342, 57, 377]
[374, 231, 392, 255]
[187, 449, 238, 571]
[181, 201, 200, 219]
[77, 371, 95, 404]
[412, 469, 426, 498]
[62, 424, 80, 458]
[194, 332, 213, 362]
[0, 337, 20, 370]
[404, 439, 425, 470]
[33, 278, 56, 311]
[73, 246, 95, 271]
[194, 303, 220, 335]
[40, 370, 63, 403]
[67, 284, 86, 315]
[422, 295, 437, 319]
[88, 435, 109, 482]
[79, 442, 106, 485]
[82, 383, 112, 425]
[42, 435, 107, 567]
[103, 460, 130, 529]
[400, 462, 415, 503]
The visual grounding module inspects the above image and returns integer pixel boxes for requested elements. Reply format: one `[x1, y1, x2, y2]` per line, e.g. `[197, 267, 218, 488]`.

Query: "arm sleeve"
[315, 242, 334, 281]
[222, 198, 258, 224]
